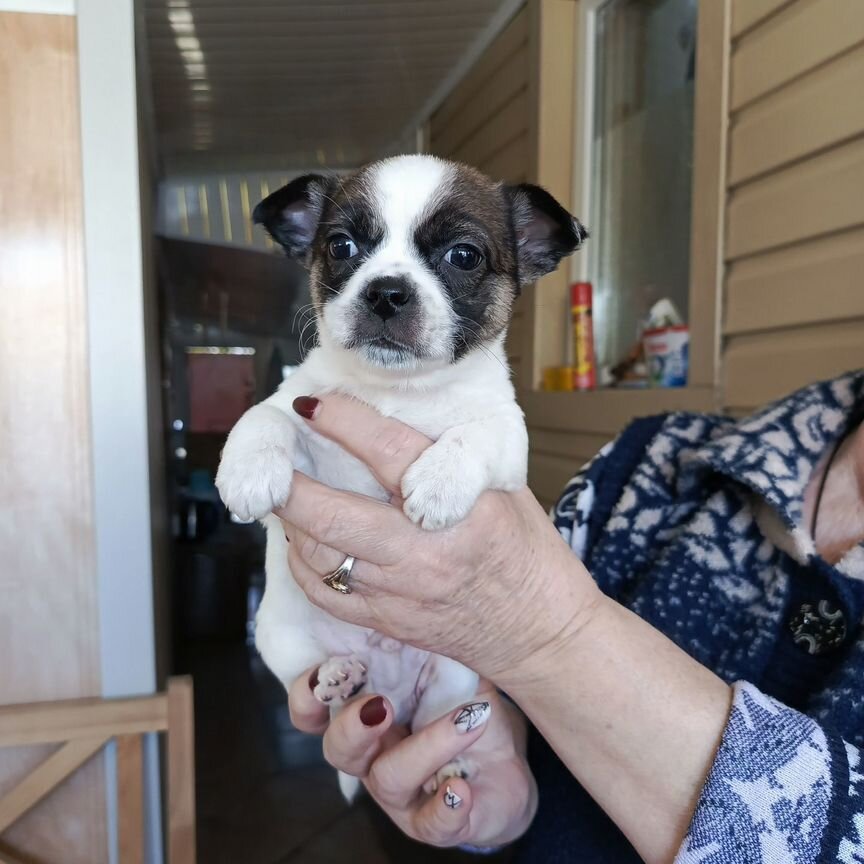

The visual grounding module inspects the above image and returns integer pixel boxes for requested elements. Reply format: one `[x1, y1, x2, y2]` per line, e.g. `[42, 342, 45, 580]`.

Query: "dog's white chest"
[295, 423, 390, 501]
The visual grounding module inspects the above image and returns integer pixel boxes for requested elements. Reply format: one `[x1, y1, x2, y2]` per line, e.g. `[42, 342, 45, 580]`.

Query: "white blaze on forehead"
[370, 155, 451, 250]
[320, 154, 458, 365]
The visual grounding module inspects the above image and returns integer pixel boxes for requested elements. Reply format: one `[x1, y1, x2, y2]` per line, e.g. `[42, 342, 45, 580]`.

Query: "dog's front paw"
[313, 656, 368, 705]
[401, 441, 484, 530]
[215, 444, 295, 522]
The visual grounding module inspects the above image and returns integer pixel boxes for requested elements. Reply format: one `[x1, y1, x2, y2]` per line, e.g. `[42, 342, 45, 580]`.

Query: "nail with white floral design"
[443, 785, 462, 809]
[453, 701, 491, 733]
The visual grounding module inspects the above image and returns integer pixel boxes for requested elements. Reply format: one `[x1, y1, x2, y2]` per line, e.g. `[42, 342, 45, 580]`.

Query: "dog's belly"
[265, 426, 436, 723]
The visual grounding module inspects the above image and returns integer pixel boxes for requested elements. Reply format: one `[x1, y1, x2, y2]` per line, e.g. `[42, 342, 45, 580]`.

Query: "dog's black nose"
[364, 276, 413, 320]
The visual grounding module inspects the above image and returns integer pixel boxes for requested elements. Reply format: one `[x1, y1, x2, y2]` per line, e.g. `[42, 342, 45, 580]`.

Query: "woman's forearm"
[498, 581, 732, 864]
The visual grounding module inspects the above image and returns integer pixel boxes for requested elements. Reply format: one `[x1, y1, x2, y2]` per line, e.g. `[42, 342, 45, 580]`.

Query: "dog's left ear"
[505, 183, 588, 284]
[253, 174, 334, 260]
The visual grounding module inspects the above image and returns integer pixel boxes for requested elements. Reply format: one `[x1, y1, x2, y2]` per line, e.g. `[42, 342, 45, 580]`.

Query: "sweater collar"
[682, 371, 864, 535]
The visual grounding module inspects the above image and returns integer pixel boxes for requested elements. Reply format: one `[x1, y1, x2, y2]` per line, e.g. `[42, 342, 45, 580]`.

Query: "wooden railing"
[0, 677, 195, 864]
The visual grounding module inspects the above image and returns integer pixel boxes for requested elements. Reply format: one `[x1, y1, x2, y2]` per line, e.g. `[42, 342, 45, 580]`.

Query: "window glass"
[589, 0, 697, 375]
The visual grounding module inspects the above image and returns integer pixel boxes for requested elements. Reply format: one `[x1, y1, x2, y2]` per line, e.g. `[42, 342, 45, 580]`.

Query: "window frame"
[519, 0, 728, 429]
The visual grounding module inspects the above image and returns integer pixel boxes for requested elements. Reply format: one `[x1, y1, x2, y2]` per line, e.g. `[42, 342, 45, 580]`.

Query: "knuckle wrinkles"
[317, 504, 343, 543]
[322, 736, 349, 773]
[367, 760, 400, 804]
[298, 533, 321, 563]
[449, 825, 471, 847]
[416, 818, 450, 848]
[374, 424, 416, 462]
[410, 815, 433, 845]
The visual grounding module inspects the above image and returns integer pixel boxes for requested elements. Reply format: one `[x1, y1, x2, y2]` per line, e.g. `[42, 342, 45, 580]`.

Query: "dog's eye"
[444, 244, 483, 271]
[328, 235, 358, 260]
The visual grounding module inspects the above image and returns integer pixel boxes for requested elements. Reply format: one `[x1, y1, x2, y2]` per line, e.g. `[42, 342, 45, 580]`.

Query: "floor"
[188, 639, 514, 864]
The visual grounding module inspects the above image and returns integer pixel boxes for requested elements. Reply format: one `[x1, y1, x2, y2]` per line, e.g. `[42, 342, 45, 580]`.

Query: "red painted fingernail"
[359, 696, 387, 727]
[293, 396, 320, 420]
[309, 668, 319, 691]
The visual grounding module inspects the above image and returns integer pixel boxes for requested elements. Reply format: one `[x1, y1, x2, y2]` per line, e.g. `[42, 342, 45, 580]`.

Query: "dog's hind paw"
[313, 656, 368, 705]
[423, 757, 473, 796]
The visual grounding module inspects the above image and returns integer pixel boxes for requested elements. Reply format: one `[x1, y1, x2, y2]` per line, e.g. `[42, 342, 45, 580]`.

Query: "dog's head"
[254, 155, 587, 371]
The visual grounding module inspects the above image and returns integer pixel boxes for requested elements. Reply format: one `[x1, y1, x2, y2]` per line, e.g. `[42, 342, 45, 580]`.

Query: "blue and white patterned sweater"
[517, 371, 864, 864]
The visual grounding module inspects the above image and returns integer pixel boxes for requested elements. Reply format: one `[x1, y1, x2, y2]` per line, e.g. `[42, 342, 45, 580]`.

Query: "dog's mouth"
[366, 334, 414, 352]
[342, 317, 429, 363]
[350, 332, 422, 360]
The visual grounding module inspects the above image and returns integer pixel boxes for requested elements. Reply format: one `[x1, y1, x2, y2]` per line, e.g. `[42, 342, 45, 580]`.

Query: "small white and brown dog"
[216, 154, 586, 799]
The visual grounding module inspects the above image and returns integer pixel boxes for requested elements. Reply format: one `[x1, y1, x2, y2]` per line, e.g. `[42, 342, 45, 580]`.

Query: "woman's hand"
[278, 394, 735, 864]
[277, 394, 601, 685]
[288, 672, 537, 848]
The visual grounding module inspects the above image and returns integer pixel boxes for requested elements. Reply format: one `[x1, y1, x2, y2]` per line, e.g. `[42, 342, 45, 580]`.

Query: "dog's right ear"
[253, 174, 333, 259]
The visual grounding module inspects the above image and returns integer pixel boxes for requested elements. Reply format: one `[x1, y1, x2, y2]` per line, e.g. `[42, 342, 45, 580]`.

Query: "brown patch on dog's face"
[254, 156, 586, 368]
[305, 170, 382, 309]
[410, 163, 520, 358]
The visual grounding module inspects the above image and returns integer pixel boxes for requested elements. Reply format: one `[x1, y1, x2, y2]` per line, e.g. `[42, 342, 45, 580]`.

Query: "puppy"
[216, 155, 586, 799]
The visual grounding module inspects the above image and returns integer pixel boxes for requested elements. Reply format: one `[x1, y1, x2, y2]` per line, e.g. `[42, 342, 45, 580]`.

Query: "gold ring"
[322, 555, 355, 594]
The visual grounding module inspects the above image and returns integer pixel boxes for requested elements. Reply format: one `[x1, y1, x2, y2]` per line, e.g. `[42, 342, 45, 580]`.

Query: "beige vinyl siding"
[728, 46, 864, 186]
[730, 0, 793, 38]
[429, 6, 532, 391]
[730, 0, 864, 110]
[723, 0, 864, 413]
[430, 8, 530, 177]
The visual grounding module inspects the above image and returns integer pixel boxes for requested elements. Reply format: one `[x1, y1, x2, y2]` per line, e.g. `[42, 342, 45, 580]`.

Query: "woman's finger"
[286, 525, 358, 581]
[286, 542, 376, 625]
[287, 666, 330, 735]
[366, 700, 492, 810]
[275, 472, 412, 567]
[291, 394, 432, 494]
[322, 694, 406, 778]
[411, 776, 473, 847]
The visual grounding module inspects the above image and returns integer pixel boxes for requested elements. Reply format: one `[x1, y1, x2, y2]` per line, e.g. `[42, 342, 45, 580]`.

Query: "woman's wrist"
[490, 547, 606, 694]
[493, 581, 733, 864]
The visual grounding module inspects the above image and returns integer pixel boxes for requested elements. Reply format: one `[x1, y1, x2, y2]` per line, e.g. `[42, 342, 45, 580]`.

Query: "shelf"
[518, 385, 717, 435]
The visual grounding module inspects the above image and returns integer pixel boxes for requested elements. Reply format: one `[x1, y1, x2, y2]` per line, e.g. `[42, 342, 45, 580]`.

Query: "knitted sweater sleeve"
[676, 681, 864, 863]
[551, 439, 617, 559]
